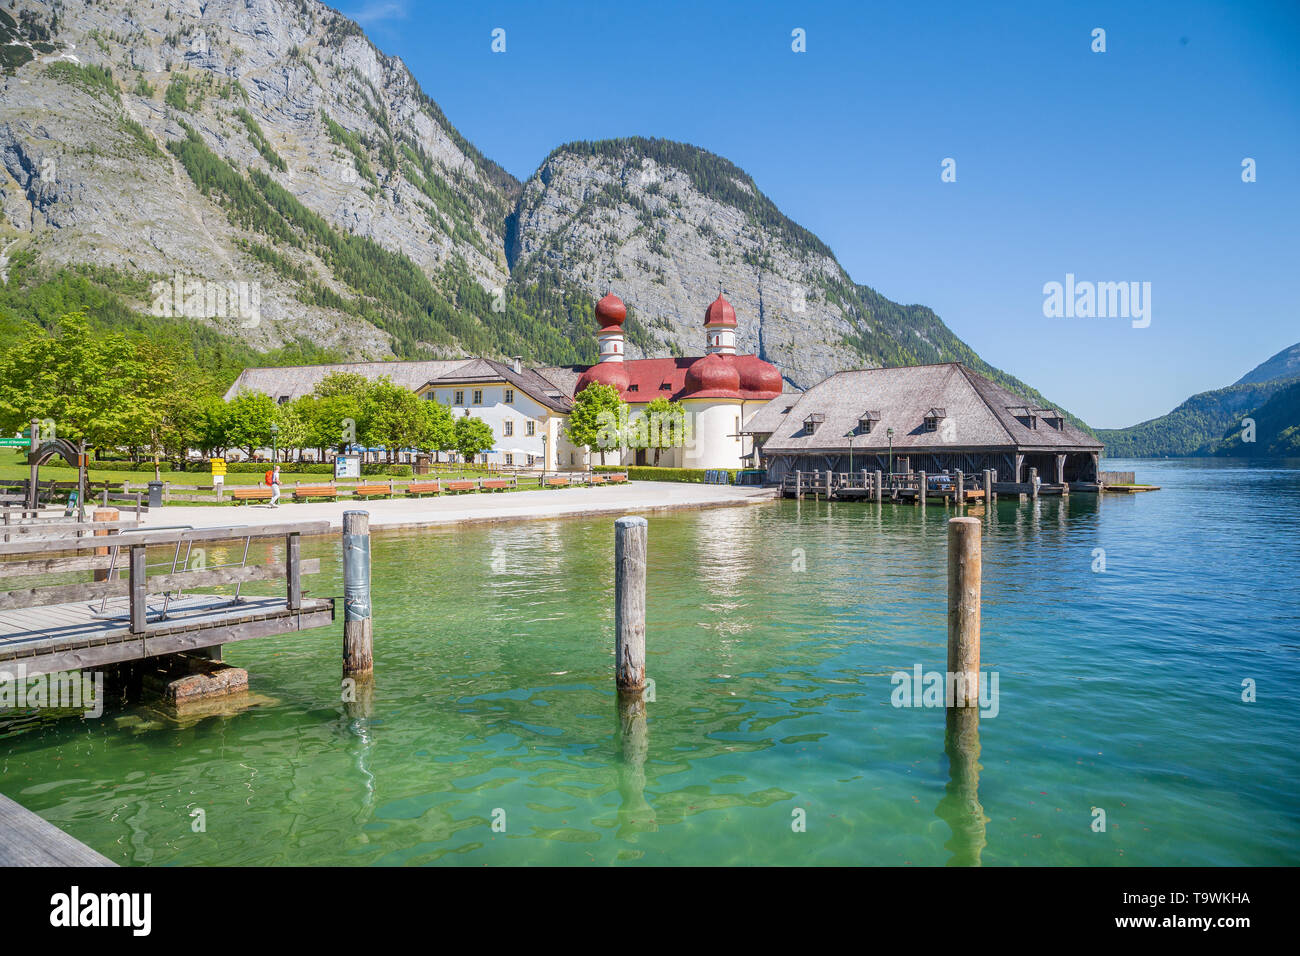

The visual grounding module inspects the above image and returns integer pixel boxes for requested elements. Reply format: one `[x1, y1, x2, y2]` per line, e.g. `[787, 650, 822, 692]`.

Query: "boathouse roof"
[760, 363, 1102, 453]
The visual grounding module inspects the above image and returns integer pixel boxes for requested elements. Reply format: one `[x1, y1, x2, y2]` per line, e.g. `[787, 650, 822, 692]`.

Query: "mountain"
[1234, 341, 1300, 386]
[1097, 341, 1300, 457]
[1209, 380, 1300, 457]
[1096, 381, 1290, 457]
[1, 0, 1081, 426]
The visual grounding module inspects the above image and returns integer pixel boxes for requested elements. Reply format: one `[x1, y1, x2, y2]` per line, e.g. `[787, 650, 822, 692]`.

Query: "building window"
[505, 388, 514, 404]
[527, 454, 536, 466]
[479, 453, 488, 464]
[804, 414, 824, 435]
[526, 420, 536, 436]
[504, 420, 513, 437]
[570, 452, 575, 465]
[628, 384, 639, 392]
[505, 453, 514, 466]
[473, 389, 483, 405]
[454, 390, 464, 405]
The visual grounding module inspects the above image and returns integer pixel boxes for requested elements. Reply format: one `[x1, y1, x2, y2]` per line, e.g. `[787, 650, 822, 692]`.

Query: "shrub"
[592, 465, 739, 484]
[90, 461, 172, 473]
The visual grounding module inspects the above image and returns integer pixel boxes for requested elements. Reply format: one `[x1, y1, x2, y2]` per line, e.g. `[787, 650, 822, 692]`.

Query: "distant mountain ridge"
[1098, 340, 1300, 457]
[1, 0, 1080, 429]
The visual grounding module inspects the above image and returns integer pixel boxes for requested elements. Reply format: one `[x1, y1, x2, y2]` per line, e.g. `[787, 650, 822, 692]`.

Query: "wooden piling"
[947, 516, 981, 707]
[956, 470, 964, 505]
[874, 469, 882, 503]
[918, 470, 927, 507]
[1029, 467, 1039, 500]
[614, 515, 647, 692]
[342, 510, 373, 676]
[824, 470, 833, 500]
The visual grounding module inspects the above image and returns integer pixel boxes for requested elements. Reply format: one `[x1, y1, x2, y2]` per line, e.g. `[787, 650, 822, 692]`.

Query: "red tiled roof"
[576, 355, 782, 403]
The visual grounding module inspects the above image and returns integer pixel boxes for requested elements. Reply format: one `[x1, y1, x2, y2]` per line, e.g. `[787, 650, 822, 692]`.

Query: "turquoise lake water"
[2, 458, 1297, 865]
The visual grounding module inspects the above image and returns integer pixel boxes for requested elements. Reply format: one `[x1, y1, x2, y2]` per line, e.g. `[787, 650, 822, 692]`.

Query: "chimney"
[512, 356, 522, 374]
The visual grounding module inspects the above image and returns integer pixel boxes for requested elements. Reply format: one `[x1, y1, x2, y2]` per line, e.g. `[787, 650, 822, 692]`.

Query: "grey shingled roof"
[224, 360, 473, 403]
[761, 363, 1101, 453]
[742, 396, 800, 435]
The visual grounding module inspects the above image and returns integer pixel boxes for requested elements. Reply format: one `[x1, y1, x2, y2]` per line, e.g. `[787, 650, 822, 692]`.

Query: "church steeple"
[703, 294, 737, 355]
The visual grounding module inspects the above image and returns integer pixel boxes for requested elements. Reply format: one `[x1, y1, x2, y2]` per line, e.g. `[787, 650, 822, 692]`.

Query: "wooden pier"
[0, 520, 333, 678]
[780, 470, 992, 504]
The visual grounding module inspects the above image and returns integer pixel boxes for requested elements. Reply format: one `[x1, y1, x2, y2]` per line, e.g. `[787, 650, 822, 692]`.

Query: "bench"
[480, 479, 512, 491]
[353, 484, 392, 499]
[607, 474, 628, 483]
[445, 480, 477, 494]
[588, 475, 606, 485]
[545, 477, 570, 487]
[231, 487, 273, 504]
[405, 482, 441, 497]
[293, 485, 338, 501]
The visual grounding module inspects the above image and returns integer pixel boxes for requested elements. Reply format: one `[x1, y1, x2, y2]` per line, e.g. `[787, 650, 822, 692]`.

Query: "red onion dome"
[595, 293, 627, 328]
[575, 361, 630, 395]
[683, 352, 741, 395]
[703, 294, 737, 327]
[735, 354, 783, 397]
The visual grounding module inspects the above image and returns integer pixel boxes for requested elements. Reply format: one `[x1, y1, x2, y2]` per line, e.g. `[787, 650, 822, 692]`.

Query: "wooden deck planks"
[0, 794, 115, 866]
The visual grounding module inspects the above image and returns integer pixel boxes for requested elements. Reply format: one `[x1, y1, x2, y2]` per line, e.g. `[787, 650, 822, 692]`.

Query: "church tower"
[704, 294, 737, 355]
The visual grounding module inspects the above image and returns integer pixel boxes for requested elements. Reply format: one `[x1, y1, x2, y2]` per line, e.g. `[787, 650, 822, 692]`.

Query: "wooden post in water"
[795, 471, 803, 499]
[860, 469, 869, 498]
[947, 516, 981, 708]
[342, 510, 373, 676]
[956, 470, 964, 506]
[614, 515, 647, 692]
[918, 470, 927, 507]
[1029, 467, 1039, 500]
[824, 470, 833, 500]
[874, 470, 883, 503]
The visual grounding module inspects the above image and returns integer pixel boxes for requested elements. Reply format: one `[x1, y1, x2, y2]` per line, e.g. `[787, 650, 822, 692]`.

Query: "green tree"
[639, 396, 686, 466]
[453, 415, 495, 464]
[275, 399, 310, 461]
[359, 377, 430, 462]
[224, 389, 277, 458]
[0, 312, 151, 450]
[565, 383, 626, 466]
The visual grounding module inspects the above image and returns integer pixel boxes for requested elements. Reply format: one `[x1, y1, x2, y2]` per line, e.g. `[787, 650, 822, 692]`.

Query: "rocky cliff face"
[0, 0, 1077, 420]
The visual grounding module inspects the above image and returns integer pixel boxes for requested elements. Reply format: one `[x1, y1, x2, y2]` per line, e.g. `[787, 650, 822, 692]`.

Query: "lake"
[2, 458, 1297, 865]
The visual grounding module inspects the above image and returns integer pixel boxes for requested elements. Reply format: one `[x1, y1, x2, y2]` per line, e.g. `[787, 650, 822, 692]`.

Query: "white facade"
[417, 381, 562, 469]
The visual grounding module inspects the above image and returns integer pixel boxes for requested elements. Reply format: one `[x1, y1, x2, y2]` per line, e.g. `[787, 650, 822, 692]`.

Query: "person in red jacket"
[269, 465, 281, 507]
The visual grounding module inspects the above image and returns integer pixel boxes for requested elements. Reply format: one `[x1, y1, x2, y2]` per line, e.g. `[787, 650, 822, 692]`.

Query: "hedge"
[89, 461, 173, 473]
[218, 462, 413, 476]
[593, 465, 737, 483]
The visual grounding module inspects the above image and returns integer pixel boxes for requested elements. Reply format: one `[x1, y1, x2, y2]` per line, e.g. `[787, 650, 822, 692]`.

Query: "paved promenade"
[141, 481, 776, 532]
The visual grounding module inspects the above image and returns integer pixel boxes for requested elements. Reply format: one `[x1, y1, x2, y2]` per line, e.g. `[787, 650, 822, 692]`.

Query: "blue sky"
[339, 0, 1299, 428]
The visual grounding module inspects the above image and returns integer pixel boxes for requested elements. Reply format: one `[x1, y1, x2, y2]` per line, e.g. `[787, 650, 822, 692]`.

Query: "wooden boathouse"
[753, 363, 1103, 488]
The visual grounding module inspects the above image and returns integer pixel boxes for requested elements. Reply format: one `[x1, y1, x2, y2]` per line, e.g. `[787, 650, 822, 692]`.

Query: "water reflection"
[935, 705, 987, 866]
[614, 689, 655, 839]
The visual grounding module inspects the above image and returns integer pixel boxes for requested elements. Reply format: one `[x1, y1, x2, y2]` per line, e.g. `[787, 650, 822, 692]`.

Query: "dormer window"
[859, 410, 881, 434]
[804, 413, 825, 435]
[1032, 408, 1063, 430]
[923, 407, 946, 432]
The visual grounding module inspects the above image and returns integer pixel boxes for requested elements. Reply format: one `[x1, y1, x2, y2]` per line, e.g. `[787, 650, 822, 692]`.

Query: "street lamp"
[847, 429, 856, 473]
[270, 422, 280, 463]
[887, 427, 895, 476]
[541, 432, 548, 482]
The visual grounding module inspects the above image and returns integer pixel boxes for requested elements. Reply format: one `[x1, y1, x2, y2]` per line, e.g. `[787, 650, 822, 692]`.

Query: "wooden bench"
[293, 485, 338, 501]
[607, 474, 628, 483]
[405, 482, 441, 497]
[231, 487, 273, 504]
[545, 477, 570, 487]
[445, 480, 477, 494]
[353, 484, 391, 499]
[480, 479, 512, 491]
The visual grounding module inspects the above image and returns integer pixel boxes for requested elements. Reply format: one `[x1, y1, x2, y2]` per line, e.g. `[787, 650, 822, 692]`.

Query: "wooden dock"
[0, 520, 334, 678]
[0, 793, 115, 866]
[780, 470, 991, 504]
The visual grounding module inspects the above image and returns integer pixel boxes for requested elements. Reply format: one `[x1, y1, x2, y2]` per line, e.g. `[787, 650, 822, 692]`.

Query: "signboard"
[64, 489, 79, 518]
[335, 454, 362, 480]
[0, 438, 29, 447]
[209, 457, 227, 475]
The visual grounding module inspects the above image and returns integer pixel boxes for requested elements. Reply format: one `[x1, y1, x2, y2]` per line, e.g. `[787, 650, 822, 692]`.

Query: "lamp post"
[270, 422, 280, 463]
[541, 432, 548, 482]
[887, 427, 895, 476]
[847, 430, 855, 473]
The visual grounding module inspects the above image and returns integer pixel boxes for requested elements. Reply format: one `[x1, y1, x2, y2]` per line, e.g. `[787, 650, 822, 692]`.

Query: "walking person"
[269, 464, 281, 507]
